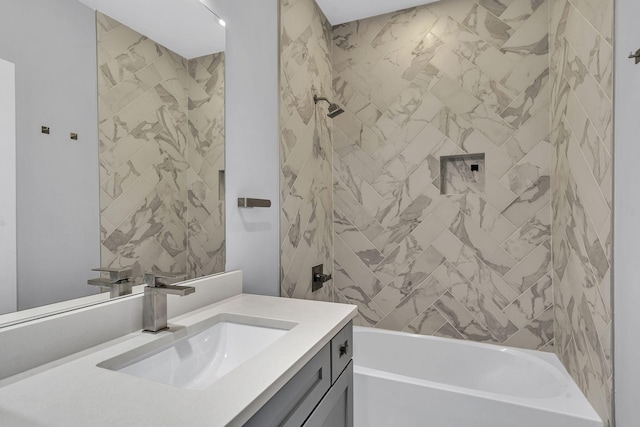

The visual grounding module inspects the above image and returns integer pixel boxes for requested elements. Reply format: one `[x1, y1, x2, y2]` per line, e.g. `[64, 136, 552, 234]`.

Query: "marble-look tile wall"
[280, 0, 334, 301]
[549, 0, 613, 425]
[97, 13, 225, 283]
[331, 0, 553, 351]
[187, 54, 226, 277]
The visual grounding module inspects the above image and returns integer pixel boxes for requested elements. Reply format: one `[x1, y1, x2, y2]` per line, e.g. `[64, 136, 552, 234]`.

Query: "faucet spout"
[142, 272, 195, 333]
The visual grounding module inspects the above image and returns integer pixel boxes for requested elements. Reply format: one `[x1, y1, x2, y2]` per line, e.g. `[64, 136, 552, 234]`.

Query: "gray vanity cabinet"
[244, 321, 353, 427]
[302, 362, 353, 427]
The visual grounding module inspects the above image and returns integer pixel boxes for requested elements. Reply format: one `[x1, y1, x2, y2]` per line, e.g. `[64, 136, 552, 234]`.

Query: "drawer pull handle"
[339, 341, 349, 357]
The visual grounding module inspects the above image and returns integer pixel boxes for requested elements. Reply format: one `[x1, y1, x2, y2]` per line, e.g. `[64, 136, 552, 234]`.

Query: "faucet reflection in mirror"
[97, 12, 226, 287]
[87, 267, 133, 297]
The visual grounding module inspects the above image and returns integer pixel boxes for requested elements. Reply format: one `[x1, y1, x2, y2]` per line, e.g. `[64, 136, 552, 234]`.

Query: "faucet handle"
[148, 284, 196, 296]
[91, 267, 132, 283]
[144, 271, 188, 287]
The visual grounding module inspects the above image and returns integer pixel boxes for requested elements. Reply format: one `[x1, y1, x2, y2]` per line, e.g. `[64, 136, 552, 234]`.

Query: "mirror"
[0, 0, 226, 323]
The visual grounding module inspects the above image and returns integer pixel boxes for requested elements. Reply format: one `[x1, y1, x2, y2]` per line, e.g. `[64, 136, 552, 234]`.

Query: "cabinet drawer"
[244, 344, 331, 427]
[330, 321, 352, 384]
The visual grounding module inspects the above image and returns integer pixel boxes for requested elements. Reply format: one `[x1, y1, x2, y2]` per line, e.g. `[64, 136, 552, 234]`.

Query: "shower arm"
[313, 95, 330, 105]
[313, 94, 345, 118]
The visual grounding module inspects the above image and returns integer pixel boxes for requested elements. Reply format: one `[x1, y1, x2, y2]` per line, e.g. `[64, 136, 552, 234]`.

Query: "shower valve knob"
[311, 264, 331, 292]
[314, 273, 332, 283]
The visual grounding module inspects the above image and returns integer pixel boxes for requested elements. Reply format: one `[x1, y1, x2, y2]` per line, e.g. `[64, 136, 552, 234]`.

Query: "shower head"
[313, 95, 345, 118]
[327, 103, 345, 118]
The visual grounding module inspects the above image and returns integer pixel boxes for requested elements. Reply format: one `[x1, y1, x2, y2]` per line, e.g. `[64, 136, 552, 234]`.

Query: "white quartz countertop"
[0, 294, 357, 426]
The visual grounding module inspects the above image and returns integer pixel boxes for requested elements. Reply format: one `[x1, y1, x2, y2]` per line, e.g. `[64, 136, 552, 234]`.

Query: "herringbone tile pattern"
[98, 13, 190, 283]
[186, 54, 226, 278]
[331, 0, 553, 351]
[280, 0, 335, 302]
[550, 0, 613, 424]
[97, 13, 225, 283]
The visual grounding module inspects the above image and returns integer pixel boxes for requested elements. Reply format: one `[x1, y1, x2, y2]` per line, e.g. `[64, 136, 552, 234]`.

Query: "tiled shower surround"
[331, 1, 552, 349]
[281, 0, 613, 424]
[280, 0, 335, 301]
[97, 13, 225, 283]
[550, 0, 613, 425]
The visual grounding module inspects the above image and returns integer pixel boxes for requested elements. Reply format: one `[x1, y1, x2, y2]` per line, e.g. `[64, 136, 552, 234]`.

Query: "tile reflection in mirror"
[0, 0, 226, 322]
[97, 12, 226, 286]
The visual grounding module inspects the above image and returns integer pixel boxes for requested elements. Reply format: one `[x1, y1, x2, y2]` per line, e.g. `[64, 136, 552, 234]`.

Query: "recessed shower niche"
[439, 154, 485, 195]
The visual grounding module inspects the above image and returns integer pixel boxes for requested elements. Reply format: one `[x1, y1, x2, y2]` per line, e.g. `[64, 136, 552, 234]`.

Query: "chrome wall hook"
[629, 49, 640, 64]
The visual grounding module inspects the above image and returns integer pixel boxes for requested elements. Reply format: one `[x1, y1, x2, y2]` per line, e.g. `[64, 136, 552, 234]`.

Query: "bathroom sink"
[98, 314, 295, 390]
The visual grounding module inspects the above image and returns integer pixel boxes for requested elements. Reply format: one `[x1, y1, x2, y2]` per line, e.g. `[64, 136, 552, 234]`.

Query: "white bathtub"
[353, 327, 602, 427]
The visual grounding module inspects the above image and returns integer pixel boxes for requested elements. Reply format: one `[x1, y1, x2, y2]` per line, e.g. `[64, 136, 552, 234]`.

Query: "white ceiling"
[77, 0, 225, 59]
[75, 0, 434, 58]
[315, 0, 440, 25]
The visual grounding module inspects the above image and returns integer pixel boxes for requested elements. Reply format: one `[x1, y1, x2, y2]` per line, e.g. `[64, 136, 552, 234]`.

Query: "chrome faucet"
[87, 267, 133, 297]
[142, 272, 195, 333]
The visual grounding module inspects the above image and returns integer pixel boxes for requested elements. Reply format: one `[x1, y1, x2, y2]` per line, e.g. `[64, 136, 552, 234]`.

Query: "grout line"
[497, 127, 551, 180]
[373, 249, 448, 313]
[562, 24, 613, 105]
[501, 270, 552, 315]
[440, 260, 509, 340]
[560, 41, 613, 143]
[564, 122, 612, 239]
[434, 194, 516, 260]
[449, 195, 522, 265]
[280, 219, 317, 294]
[333, 174, 386, 232]
[333, 205, 383, 260]
[433, 286, 501, 343]
[334, 233, 387, 292]
[565, 0, 613, 48]
[499, 199, 551, 249]
[499, 67, 550, 118]
[500, 238, 550, 287]
[559, 74, 613, 160]
[438, 4, 520, 66]
[508, 304, 554, 344]
[404, 294, 449, 333]
[99, 109, 163, 181]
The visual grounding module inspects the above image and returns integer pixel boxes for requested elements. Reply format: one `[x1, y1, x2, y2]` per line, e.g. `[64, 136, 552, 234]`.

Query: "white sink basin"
[99, 314, 295, 390]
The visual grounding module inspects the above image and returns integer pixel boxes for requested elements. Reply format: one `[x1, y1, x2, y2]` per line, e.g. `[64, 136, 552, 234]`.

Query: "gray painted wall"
[224, 0, 281, 296]
[615, 0, 640, 425]
[0, 0, 100, 309]
[0, 58, 16, 315]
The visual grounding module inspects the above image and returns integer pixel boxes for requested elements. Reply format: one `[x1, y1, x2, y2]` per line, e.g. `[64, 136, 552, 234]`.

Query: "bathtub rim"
[352, 326, 602, 423]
